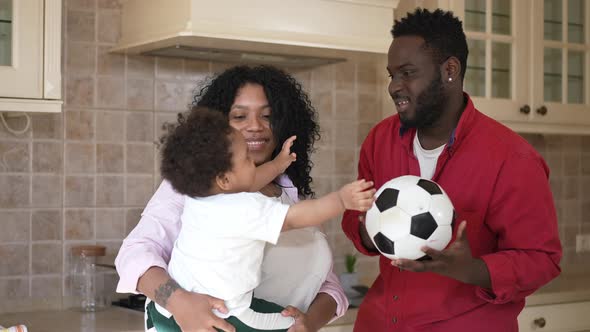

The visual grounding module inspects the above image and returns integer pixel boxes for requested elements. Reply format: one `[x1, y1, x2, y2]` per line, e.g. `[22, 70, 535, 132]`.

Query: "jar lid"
[71, 245, 106, 257]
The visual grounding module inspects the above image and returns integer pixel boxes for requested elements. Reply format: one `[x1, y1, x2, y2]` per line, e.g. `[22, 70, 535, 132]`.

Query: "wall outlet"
[576, 234, 590, 253]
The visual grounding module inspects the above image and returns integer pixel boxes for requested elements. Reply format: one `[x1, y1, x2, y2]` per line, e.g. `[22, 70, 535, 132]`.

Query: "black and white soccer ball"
[365, 175, 455, 260]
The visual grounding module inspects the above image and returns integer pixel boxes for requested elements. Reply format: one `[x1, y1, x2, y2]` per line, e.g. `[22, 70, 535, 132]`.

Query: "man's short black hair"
[392, 8, 469, 79]
[160, 107, 233, 197]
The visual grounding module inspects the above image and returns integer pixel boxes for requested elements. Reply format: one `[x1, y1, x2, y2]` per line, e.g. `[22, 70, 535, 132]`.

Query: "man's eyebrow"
[387, 63, 415, 72]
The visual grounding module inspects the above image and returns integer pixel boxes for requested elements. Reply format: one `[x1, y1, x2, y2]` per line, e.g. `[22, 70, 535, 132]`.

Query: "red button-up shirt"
[342, 96, 562, 332]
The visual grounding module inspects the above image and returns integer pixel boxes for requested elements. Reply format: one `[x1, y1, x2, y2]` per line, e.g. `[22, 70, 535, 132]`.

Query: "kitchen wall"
[0, 0, 589, 313]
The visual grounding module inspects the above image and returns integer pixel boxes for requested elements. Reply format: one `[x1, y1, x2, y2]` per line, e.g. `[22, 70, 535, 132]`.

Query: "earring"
[448, 77, 453, 82]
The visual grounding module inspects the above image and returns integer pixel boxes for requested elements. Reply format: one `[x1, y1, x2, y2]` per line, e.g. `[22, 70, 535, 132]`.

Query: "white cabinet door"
[319, 324, 354, 332]
[0, 0, 43, 99]
[0, 0, 62, 113]
[418, 0, 532, 125]
[528, 0, 590, 128]
[518, 301, 590, 332]
[403, 0, 590, 134]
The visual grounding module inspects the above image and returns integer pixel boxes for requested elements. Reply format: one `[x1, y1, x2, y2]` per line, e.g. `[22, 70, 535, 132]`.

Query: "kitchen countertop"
[0, 306, 145, 332]
[1, 273, 589, 332]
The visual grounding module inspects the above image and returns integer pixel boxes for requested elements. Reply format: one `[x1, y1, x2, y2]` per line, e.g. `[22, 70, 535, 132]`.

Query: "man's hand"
[390, 221, 491, 288]
[282, 306, 318, 332]
[167, 289, 236, 332]
[338, 179, 375, 212]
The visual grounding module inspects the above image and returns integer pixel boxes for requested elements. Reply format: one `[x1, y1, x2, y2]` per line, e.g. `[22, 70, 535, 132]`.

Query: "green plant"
[345, 254, 357, 273]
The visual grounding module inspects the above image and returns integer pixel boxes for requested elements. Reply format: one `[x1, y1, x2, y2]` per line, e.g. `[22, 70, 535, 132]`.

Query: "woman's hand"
[167, 289, 236, 332]
[282, 306, 318, 332]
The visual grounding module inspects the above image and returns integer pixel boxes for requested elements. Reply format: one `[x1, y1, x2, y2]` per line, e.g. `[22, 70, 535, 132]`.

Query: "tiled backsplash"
[0, 0, 588, 313]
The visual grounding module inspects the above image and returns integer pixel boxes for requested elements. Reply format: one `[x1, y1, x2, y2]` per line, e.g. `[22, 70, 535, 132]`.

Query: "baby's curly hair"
[392, 8, 468, 79]
[160, 107, 233, 197]
[193, 65, 320, 198]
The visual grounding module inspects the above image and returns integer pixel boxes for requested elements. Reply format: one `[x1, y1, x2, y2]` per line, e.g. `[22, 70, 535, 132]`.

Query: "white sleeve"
[235, 193, 289, 245]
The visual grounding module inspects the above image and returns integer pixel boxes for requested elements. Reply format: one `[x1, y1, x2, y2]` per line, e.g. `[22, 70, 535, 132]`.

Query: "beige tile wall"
[0, 0, 589, 313]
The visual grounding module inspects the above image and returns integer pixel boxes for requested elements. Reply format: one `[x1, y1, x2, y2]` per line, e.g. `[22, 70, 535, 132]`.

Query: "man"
[342, 8, 562, 332]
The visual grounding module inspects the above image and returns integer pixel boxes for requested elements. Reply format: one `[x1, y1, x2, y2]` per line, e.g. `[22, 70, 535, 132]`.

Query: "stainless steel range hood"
[111, 0, 399, 67]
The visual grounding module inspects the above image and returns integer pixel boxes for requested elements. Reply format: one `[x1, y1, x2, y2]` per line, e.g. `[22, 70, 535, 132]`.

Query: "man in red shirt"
[342, 8, 562, 332]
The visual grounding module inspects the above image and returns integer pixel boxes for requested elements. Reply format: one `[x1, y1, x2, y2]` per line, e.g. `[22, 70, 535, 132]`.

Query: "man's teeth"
[396, 99, 409, 106]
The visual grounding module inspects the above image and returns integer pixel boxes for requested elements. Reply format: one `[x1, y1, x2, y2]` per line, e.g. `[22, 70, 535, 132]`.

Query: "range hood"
[112, 0, 399, 67]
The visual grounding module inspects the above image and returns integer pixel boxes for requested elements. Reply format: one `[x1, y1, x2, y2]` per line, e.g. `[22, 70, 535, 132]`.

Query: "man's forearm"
[466, 258, 492, 289]
[359, 220, 377, 251]
[137, 266, 183, 308]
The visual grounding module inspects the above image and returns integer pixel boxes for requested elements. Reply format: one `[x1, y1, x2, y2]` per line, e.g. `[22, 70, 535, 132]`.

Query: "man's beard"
[399, 72, 448, 129]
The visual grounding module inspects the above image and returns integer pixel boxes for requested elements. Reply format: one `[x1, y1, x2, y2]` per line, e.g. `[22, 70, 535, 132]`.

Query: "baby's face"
[226, 130, 257, 192]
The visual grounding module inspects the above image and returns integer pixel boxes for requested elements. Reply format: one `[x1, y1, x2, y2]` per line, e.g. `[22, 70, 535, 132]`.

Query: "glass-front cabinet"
[408, 0, 590, 134]
[0, 0, 61, 113]
[459, 0, 531, 126]
[530, 0, 590, 130]
[0, 0, 12, 66]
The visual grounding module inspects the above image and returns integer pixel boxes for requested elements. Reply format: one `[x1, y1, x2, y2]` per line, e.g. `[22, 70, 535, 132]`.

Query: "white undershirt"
[413, 133, 446, 180]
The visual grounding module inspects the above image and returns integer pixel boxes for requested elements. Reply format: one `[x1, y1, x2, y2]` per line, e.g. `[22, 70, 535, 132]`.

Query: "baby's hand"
[271, 135, 297, 173]
[338, 179, 375, 211]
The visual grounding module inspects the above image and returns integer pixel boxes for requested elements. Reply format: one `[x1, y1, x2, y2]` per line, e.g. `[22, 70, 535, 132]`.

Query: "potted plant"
[339, 253, 359, 296]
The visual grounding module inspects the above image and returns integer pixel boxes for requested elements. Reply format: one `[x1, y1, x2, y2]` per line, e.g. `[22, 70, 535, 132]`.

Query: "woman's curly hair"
[193, 65, 320, 198]
[160, 107, 233, 197]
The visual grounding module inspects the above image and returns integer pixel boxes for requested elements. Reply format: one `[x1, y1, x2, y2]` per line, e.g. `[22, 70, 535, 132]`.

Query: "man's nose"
[389, 78, 403, 96]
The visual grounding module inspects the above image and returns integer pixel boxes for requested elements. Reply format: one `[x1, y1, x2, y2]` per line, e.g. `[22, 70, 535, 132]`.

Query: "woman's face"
[228, 83, 277, 166]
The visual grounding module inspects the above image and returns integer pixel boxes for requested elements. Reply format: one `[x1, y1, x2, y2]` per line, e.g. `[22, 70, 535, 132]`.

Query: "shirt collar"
[398, 93, 476, 150]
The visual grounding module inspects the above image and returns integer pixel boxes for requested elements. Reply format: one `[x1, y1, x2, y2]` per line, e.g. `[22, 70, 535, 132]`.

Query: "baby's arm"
[250, 135, 297, 192]
[282, 179, 375, 231]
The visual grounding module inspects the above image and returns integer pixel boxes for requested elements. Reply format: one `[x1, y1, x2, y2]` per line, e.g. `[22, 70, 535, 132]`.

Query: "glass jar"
[68, 245, 109, 312]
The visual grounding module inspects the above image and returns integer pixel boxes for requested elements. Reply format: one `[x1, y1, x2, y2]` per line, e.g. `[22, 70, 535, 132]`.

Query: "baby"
[147, 107, 374, 332]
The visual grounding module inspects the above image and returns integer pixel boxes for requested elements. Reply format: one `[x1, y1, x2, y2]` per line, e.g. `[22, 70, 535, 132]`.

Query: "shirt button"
[393, 295, 399, 301]
[392, 317, 398, 323]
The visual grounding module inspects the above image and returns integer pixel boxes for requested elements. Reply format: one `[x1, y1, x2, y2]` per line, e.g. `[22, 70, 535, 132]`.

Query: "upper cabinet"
[0, 0, 62, 113]
[404, 0, 590, 134]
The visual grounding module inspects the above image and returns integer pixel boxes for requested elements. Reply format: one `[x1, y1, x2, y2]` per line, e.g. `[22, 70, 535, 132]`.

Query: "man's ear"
[215, 173, 232, 191]
[442, 56, 461, 83]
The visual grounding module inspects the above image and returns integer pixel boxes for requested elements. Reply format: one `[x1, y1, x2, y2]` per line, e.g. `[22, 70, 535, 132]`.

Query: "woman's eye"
[232, 115, 245, 120]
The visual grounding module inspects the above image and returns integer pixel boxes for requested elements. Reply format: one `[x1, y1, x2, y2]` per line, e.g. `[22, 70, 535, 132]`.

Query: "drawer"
[518, 301, 590, 332]
[319, 324, 354, 332]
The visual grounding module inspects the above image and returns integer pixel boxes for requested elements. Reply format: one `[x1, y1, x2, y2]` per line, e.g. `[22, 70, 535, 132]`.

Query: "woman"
[115, 65, 348, 332]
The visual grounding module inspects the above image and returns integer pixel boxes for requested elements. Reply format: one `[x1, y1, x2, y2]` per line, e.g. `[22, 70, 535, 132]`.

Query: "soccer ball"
[365, 175, 455, 260]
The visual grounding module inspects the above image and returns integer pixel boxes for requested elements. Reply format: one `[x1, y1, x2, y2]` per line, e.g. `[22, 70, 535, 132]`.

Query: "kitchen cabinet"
[320, 324, 354, 332]
[518, 300, 590, 332]
[0, 0, 61, 113]
[400, 0, 590, 135]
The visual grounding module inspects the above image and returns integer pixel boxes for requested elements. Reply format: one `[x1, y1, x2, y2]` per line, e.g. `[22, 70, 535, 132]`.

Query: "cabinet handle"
[519, 105, 531, 114]
[533, 317, 546, 328]
[536, 106, 548, 116]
